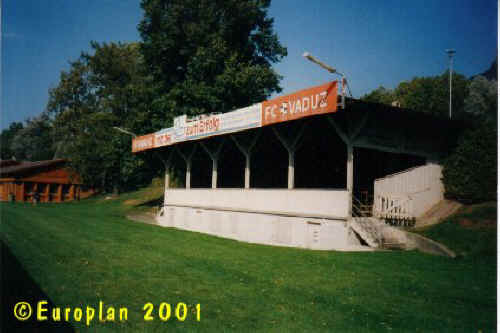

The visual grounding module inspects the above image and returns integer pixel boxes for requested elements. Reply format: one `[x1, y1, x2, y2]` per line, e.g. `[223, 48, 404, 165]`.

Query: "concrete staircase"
[348, 216, 455, 256]
[349, 217, 401, 249]
[349, 217, 382, 247]
[415, 199, 462, 228]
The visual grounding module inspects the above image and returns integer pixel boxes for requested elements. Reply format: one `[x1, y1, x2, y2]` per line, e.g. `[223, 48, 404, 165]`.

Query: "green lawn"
[1, 190, 496, 332]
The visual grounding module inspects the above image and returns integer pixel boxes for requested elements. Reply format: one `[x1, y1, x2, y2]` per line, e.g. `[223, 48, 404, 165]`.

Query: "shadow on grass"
[136, 196, 163, 208]
[1, 241, 74, 332]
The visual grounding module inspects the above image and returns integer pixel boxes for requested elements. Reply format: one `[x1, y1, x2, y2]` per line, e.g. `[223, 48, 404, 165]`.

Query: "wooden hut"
[0, 159, 93, 203]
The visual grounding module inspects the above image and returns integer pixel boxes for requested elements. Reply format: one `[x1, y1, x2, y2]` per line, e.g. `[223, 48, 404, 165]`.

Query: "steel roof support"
[327, 116, 353, 217]
[162, 149, 174, 189]
[272, 123, 306, 189]
[200, 138, 225, 189]
[231, 130, 261, 189]
[175, 144, 198, 189]
[346, 144, 353, 218]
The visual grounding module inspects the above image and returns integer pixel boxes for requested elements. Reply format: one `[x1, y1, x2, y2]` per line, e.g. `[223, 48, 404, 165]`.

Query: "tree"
[361, 86, 395, 105]
[10, 114, 55, 161]
[464, 75, 497, 121]
[441, 72, 497, 203]
[362, 71, 469, 118]
[0, 122, 24, 160]
[47, 42, 162, 192]
[442, 121, 497, 203]
[138, 0, 287, 119]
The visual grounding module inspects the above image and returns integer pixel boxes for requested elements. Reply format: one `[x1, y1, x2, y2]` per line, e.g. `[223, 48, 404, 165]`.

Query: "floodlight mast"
[445, 49, 456, 119]
[303, 52, 348, 109]
[112, 126, 169, 169]
[113, 126, 137, 138]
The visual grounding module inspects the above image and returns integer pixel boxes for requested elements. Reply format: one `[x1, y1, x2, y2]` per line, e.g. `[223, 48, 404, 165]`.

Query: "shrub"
[442, 120, 497, 203]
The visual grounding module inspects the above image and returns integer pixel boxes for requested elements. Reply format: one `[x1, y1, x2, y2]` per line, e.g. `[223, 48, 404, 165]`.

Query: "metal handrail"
[352, 195, 371, 217]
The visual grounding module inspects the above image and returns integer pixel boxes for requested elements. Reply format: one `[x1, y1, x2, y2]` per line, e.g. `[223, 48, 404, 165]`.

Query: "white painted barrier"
[156, 189, 362, 250]
[373, 163, 444, 219]
[164, 188, 349, 218]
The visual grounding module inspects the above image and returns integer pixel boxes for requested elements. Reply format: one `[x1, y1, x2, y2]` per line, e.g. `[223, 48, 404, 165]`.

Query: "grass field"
[1, 188, 496, 332]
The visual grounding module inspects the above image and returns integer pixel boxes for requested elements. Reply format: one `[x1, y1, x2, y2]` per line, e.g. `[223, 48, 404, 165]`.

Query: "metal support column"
[326, 114, 368, 219]
[161, 149, 174, 189]
[200, 139, 225, 189]
[212, 159, 217, 189]
[231, 130, 261, 189]
[347, 144, 354, 218]
[186, 161, 192, 189]
[176, 144, 197, 190]
[272, 124, 306, 189]
[165, 167, 171, 189]
[288, 151, 295, 189]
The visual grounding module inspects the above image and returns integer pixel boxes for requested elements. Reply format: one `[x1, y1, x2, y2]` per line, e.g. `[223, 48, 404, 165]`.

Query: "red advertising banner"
[132, 134, 155, 153]
[261, 81, 338, 126]
[132, 81, 338, 152]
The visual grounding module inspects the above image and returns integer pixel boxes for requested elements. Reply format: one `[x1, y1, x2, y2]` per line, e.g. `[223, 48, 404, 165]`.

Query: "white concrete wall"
[374, 163, 444, 218]
[164, 188, 349, 218]
[156, 189, 358, 250]
[157, 206, 357, 250]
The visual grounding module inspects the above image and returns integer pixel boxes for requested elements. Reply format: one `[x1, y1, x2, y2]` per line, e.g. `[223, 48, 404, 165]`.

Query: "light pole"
[445, 49, 456, 119]
[302, 52, 351, 108]
[113, 126, 171, 188]
[302, 52, 354, 217]
[113, 126, 137, 138]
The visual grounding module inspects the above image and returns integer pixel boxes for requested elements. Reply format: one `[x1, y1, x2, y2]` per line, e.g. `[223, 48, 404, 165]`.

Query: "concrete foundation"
[156, 189, 365, 250]
[157, 205, 364, 250]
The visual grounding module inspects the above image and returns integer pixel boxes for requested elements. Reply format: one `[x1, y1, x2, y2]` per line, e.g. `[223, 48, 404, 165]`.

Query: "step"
[349, 217, 385, 247]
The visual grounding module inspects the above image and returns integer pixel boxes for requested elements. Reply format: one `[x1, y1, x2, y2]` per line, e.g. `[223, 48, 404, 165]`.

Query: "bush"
[442, 120, 497, 203]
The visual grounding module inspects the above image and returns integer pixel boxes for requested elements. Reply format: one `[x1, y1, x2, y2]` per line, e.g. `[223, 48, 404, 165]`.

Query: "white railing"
[374, 194, 413, 219]
[373, 164, 444, 220]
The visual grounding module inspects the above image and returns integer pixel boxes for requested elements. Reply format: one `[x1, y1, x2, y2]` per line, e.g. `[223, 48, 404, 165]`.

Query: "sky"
[1, 0, 497, 129]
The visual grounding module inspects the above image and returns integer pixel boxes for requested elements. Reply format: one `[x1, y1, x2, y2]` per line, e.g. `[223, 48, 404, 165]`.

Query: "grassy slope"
[1, 189, 496, 332]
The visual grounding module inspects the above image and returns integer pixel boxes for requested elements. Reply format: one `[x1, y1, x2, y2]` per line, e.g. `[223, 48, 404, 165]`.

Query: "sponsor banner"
[132, 105, 262, 152]
[154, 128, 175, 148]
[219, 104, 262, 134]
[173, 115, 187, 143]
[181, 104, 261, 141]
[132, 134, 155, 153]
[173, 115, 187, 129]
[132, 81, 338, 152]
[183, 104, 261, 141]
[184, 115, 221, 139]
[261, 81, 338, 126]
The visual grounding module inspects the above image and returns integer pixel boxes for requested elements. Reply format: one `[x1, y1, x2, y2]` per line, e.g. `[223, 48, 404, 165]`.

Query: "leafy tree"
[47, 42, 161, 192]
[361, 86, 395, 105]
[442, 72, 498, 203]
[442, 121, 497, 203]
[10, 114, 55, 161]
[464, 75, 497, 121]
[362, 71, 469, 118]
[0, 122, 24, 160]
[138, 0, 287, 119]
